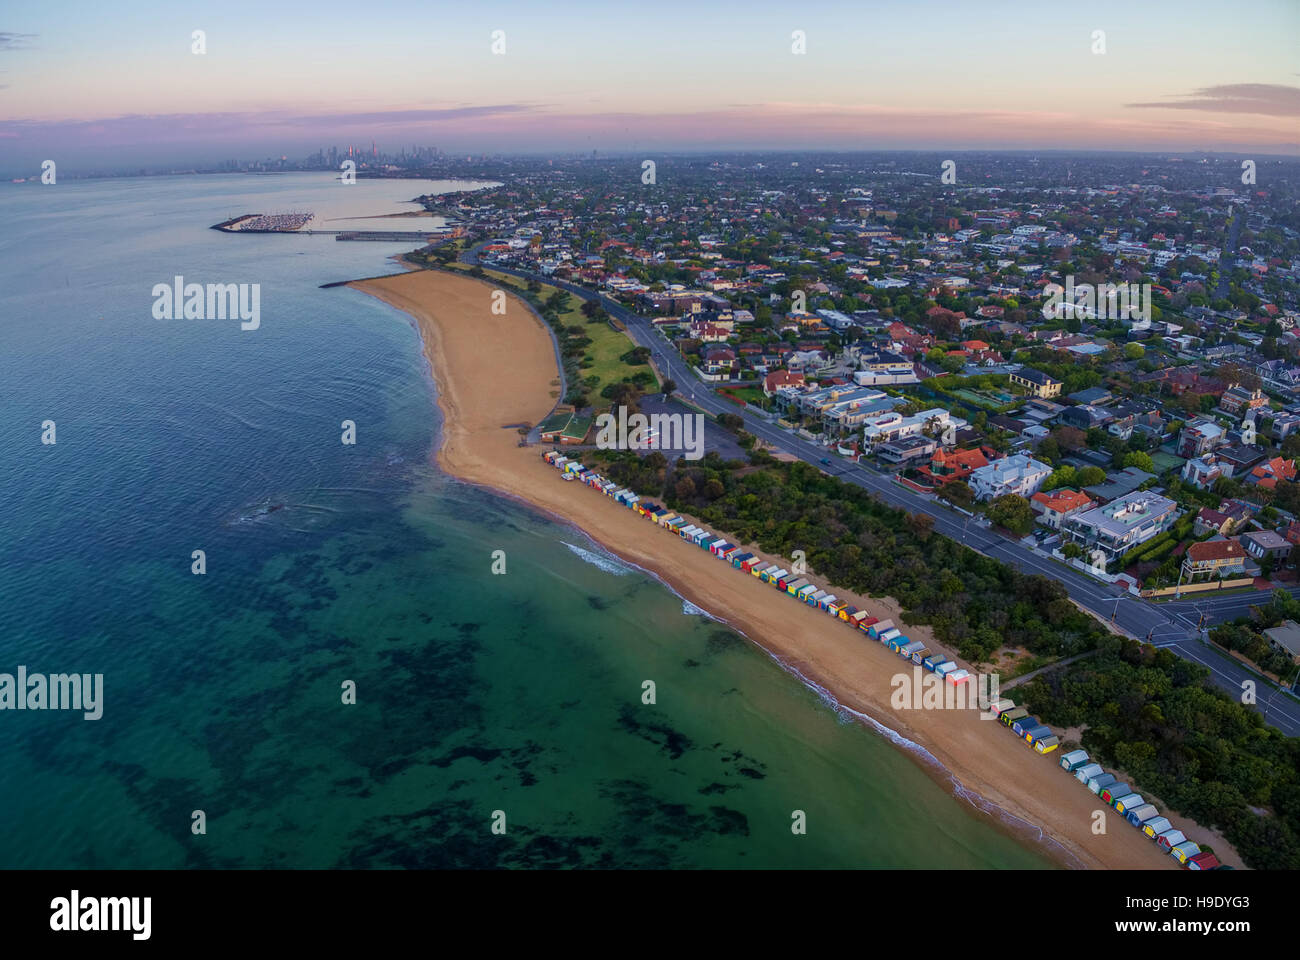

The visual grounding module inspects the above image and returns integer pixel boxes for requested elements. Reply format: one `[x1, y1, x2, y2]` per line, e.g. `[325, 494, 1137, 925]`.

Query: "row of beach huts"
[544, 450, 973, 681]
[544, 449, 1226, 870]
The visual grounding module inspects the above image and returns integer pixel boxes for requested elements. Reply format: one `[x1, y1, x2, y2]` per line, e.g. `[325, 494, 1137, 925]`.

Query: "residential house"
[1271, 412, 1300, 441]
[1010, 366, 1063, 399]
[1182, 455, 1225, 490]
[877, 438, 937, 465]
[916, 446, 993, 486]
[763, 370, 805, 397]
[1030, 488, 1096, 529]
[969, 454, 1052, 501]
[1242, 530, 1291, 564]
[862, 408, 966, 447]
[1177, 417, 1228, 459]
[1193, 500, 1253, 536]
[1083, 467, 1155, 504]
[1215, 444, 1267, 478]
[701, 348, 737, 378]
[1181, 538, 1249, 580]
[1262, 621, 1300, 665]
[1219, 383, 1268, 417]
[1248, 456, 1297, 490]
[1059, 404, 1114, 431]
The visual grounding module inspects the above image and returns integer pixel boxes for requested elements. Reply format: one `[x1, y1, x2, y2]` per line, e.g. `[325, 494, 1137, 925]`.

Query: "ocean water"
[0, 173, 1053, 868]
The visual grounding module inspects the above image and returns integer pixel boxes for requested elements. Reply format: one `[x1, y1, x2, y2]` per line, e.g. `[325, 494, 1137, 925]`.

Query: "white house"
[969, 454, 1052, 501]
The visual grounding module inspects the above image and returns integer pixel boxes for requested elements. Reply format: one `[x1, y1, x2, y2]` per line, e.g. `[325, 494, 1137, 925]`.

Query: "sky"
[1, 0, 1297, 173]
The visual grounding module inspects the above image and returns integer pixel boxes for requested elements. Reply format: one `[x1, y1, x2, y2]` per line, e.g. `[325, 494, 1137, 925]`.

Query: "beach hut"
[1058, 749, 1089, 772]
[666, 517, 685, 532]
[818, 594, 837, 611]
[731, 551, 754, 568]
[910, 647, 930, 665]
[1156, 829, 1186, 850]
[1187, 852, 1221, 871]
[1125, 804, 1159, 828]
[899, 640, 925, 658]
[543, 450, 562, 464]
[743, 557, 764, 574]
[1087, 773, 1117, 796]
[1074, 762, 1104, 784]
[784, 578, 809, 596]
[839, 605, 859, 622]
[1021, 723, 1051, 743]
[698, 536, 720, 552]
[796, 584, 817, 602]
[1100, 783, 1131, 805]
[623, 494, 641, 509]
[1033, 736, 1060, 754]
[935, 662, 959, 680]
[878, 628, 901, 644]
[922, 654, 947, 673]
[1142, 817, 1173, 839]
[563, 461, 584, 474]
[709, 540, 732, 556]
[1011, 715, 1040, 737]
[764, 568, 788, 585]
[867, 619, 894, 639]
[888, 635, 909, 654]
[677, 524, 698, 539]
[1170, 841, 1201, 865]
[857, 616, 879, 632]
[826, 601, 845, 617]
[808, 589, 828, 607]
[719, 546, 741, 562]
[999, 706, 1028, 727]
[850, 610, 871, 628]
[989, 698, 1015, 718]
[756, 564, 778, 580]
[1112, 793, 1144, 815]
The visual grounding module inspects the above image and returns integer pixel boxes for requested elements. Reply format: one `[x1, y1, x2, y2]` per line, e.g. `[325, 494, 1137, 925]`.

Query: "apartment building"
[1062, 490, 1179, 563]
[862, 408, 967, 447]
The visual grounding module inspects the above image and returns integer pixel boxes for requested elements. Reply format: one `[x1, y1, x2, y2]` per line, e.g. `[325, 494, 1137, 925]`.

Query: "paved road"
[1215, 209, 1243, 300]
[461, 247, 1300, 735]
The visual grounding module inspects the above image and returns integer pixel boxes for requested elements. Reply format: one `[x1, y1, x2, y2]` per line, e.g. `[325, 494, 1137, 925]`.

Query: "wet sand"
[352, 267, 1235, 870]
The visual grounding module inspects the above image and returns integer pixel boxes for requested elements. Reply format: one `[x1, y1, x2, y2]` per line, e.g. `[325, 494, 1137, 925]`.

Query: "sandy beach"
[352, 267, 1236, 870]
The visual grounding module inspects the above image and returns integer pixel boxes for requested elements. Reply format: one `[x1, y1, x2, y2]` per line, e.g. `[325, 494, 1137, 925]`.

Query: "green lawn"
[454, 266, 657, 398]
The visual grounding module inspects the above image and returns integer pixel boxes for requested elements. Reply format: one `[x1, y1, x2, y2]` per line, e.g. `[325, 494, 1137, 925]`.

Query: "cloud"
[0, 32, 35, 51]
[1126, 84, 1300, 117]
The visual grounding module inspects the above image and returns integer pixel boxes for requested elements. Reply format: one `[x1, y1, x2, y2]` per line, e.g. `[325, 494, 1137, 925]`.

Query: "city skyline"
[2, 0, 1298, 175]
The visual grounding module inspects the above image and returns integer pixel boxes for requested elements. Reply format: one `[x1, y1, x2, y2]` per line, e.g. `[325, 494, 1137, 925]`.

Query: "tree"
[942, 480, 974, 510]
[1122, 450, 1155, 473]
[661, 379, 677, 399]
[987, 494, 1035, 535]
[1042, 464, 1078, 492]
[1123, 342, 1146, 360]
[1076, 466, 1107, 487]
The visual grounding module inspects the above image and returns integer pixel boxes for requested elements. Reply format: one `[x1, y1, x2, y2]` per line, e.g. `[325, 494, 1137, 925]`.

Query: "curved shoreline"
[349, 267, 1192, 871]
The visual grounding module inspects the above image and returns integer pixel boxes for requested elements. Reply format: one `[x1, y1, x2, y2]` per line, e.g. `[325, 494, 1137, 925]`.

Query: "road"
[461, 246, 1300, 735]
[1215, 209, 1243, 300]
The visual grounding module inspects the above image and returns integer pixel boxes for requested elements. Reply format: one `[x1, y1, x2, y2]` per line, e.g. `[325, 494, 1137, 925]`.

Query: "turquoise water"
[0, 174, 1053, 868]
